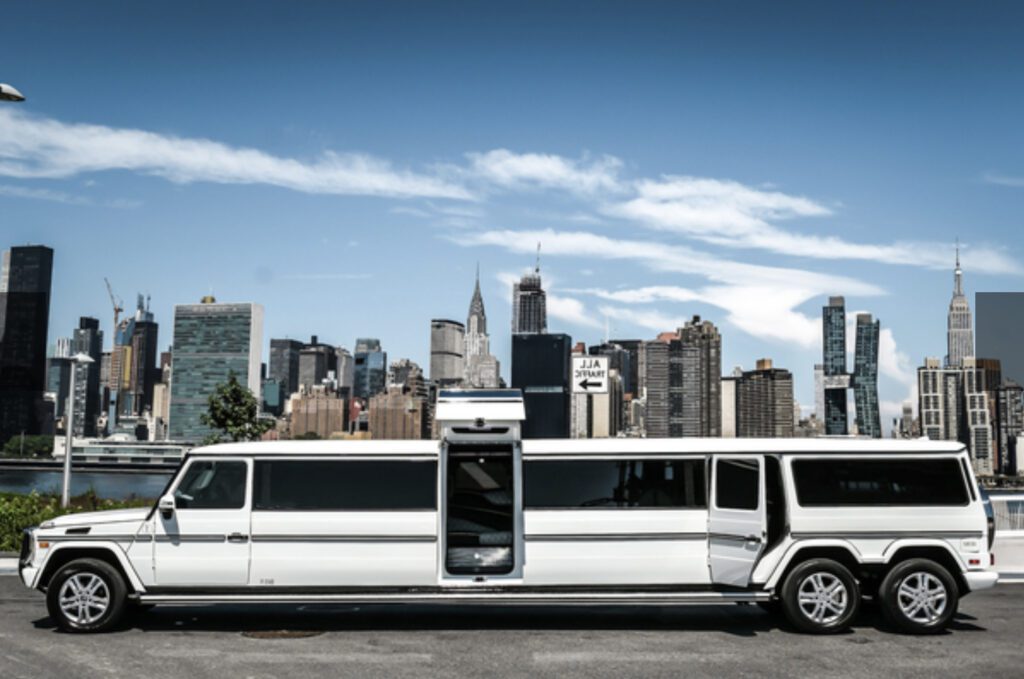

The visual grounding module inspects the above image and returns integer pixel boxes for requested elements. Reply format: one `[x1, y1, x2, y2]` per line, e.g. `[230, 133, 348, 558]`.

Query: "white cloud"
[548, 294, 603, 329]
[605, 175, 1022, 275]
[982, 172, 1024, 188]
[0, 183, 139, 208]
[0, 109, 473, 200]
[466, 149, 623, 194]
[462, 229, 883, 346]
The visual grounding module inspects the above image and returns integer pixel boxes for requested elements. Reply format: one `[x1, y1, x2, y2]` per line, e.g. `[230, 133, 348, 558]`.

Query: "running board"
[136, 590, 771, 606]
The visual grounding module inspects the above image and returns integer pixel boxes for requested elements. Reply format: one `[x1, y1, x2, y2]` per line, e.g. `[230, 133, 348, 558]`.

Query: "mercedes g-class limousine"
[18, 391, 997, 634]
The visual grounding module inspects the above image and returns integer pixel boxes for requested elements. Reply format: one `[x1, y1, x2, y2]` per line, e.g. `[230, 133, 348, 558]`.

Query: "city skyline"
[4, 2, 1024, 431]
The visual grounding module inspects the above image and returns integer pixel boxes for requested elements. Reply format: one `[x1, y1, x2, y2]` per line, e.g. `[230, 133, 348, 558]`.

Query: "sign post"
[572, 356, 609, 394]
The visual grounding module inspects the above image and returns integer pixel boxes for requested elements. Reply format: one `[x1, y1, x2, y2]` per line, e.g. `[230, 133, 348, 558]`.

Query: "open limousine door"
[709, 455, 767, 587]
[436, 390, 526, 582]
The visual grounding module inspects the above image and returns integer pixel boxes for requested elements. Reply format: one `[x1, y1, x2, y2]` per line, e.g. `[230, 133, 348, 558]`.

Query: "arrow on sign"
[578, 379, 602, 391]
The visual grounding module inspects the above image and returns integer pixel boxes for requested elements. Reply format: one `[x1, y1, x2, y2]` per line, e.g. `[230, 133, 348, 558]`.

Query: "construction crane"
[104, 277, 123, 330]
[103, 278, 124, 433]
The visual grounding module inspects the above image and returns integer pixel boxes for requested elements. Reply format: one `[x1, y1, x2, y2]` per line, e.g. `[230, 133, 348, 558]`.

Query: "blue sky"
[2, 1, 1023, 428]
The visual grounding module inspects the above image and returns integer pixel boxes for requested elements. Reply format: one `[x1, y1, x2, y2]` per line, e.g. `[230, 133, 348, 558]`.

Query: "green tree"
[200, 371, 274, 445]
[3, 434, 54, 458]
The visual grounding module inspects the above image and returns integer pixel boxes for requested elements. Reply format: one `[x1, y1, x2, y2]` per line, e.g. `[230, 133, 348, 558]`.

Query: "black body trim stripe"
[154, 535, 229, 543]
[43, 535, 140, 543]
[251, 535, 437, 543]
[790, 531, 983, 540]
[525, 532, 705, 542]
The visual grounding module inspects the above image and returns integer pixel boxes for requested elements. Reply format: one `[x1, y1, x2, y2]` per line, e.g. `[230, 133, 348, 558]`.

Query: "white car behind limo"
[18, 390, 997, 634]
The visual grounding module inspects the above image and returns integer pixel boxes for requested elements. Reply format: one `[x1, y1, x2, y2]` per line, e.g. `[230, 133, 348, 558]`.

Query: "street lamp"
[0, 83, 25, 102]
[62, 352, 95, 508]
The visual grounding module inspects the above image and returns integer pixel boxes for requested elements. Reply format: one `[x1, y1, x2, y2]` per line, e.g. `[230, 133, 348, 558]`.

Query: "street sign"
[572, 355, 609, 394]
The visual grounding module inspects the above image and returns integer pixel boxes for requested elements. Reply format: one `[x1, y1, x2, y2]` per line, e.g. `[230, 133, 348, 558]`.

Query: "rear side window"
[174, 460, 247, 509]
[253, 460, 437, 511]
[792, 458, 969, 507]
[524, 459, 706, 509]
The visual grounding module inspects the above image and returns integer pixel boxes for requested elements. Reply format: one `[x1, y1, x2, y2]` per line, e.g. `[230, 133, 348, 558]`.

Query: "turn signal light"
[37, 541, 49, 549]
[968, 558, 981, 566]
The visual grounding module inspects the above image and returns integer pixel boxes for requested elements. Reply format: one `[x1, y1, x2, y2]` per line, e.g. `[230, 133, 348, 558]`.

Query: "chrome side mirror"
[158, 494, 175, 519]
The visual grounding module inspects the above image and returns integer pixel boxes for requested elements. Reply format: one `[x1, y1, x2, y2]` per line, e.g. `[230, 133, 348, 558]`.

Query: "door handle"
[744, 534, 762, 543]
[227, 533, 249, 543]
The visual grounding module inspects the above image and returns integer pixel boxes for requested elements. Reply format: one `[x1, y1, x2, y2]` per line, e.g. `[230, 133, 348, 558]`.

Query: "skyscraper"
[269, 338, 303, 397]
[298, 336, 338, 390]
[642, 318, 722, 438]
[353, 338, 386, 400]
[735, 359, 795, 438]
[642, 340, 670, 437]
[853, 313, 881, 438]
[995, 381, 1024, 474]
[464, 268, 500, 388]
[676, 316, 722, 437]
[430, 319, 465, 387]
[976, 292, 1024, 387]
[0, 245, 54, 445]
[168, 298, 263, 441]
[125, 295, 159, 417]
[512, 251, 547, 334]
[71, 317, 103, 436]
[512, 333, 571, 438]
[918, 356, 997, 475]
[947, 246, 974, 368]
[822, 296, 850, 435]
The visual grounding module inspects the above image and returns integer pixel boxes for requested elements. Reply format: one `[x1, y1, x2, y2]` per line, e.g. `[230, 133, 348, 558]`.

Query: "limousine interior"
[19, 390, 997, 634]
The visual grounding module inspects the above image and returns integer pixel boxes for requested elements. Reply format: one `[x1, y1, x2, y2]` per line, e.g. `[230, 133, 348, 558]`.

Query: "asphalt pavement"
[0, 575, 1021, 678]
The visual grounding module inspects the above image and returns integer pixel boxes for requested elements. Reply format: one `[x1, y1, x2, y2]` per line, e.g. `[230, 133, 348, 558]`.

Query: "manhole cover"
[242, 630, 324, 639]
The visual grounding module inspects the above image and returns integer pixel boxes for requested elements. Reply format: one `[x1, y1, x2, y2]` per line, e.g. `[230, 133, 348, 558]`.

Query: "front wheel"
[878, 559, 958, 634]
[780, 558, 861, 634]
[46, 558, 128, 633]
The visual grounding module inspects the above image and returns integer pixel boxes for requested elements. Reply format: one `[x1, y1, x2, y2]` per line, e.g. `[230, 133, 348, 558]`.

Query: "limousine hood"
[41, 507, 151, 530]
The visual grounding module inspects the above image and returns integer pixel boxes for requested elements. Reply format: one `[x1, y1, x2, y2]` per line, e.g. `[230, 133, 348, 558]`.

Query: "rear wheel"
[46, 558, 127, 633]
[780, 558, 860, 634]
[878, 559, 958, 635]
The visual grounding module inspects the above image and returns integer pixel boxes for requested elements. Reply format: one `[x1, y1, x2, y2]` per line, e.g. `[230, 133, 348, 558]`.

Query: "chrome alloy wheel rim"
[59, 573, 110, 626]
[896, 572, 947, 624]
[797, 572, 849, 625]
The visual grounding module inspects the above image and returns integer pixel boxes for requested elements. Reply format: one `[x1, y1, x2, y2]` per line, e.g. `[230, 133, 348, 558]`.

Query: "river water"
[0, 468, 173, 500]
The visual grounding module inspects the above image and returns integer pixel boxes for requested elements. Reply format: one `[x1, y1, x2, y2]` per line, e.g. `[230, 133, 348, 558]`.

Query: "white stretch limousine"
[19, 391, 997, 634]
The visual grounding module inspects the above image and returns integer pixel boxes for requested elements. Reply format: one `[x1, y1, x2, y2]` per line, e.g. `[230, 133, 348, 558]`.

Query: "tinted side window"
[174, 460, 246, 510]
[524, 459, 706, 509]
[253, 460, 437, 511]
[792, 458, 969, 506]
[716, 458, 760, 510]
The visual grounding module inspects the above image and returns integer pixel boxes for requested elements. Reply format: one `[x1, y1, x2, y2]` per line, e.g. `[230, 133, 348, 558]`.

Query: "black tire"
[878, 558, 958, 635]
[780, 558, 860, 634]
[46, 558, 128, 633]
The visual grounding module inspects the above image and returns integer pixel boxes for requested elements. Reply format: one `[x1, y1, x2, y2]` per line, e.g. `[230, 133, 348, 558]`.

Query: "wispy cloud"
[280, 273, 373, 281]
[0, 183, 139, 208]
[0, 109, 473, 200]
[982, 172, 1024, 188]
[465, 149, 624, 195]
[605, 175, 1021, 274]
[462, 229, 883, 346]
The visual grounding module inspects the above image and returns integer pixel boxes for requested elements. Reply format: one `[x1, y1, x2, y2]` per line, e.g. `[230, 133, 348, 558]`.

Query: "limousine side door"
[153, 457, 252, 586]
[708, 455, 766, 587]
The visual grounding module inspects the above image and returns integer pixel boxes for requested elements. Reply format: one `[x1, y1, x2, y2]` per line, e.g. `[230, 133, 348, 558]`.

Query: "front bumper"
[19, 565, 39, 588]
[964, 570, 999, 592]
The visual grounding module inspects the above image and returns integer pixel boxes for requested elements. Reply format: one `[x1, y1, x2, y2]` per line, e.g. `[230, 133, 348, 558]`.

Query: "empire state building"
[946, 246, 974, 368]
